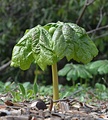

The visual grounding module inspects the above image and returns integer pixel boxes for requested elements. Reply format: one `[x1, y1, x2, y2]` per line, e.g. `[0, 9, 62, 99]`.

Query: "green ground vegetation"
[0, 81, 108, 103]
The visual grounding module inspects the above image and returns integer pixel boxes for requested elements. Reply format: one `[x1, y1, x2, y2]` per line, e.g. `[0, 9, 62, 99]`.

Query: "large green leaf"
[31, 25, 57, 70]
[11, 29, 34, 70]
[51, 22, 98, 63]
[11, 22, 98, 70]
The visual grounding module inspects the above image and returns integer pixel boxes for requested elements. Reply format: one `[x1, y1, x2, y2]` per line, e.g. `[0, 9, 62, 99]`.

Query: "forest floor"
[0, 93, 108, 120]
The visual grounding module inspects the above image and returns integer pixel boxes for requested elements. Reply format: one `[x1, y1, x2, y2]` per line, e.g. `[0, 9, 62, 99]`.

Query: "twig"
[91, 7, 103, 38]
[49, 98, 53, 112]
[87, 25, 108, 34]
[76, 0, 94, 24]
[0, 60, 11, 72]
[76, 5, 87, 24]
[94, 32, 108, 40]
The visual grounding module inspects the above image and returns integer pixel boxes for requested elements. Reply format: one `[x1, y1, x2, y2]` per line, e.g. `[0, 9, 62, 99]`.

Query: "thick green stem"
[52, 63, 59, 100]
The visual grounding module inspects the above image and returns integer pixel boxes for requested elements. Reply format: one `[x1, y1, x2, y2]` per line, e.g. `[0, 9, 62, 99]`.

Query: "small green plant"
[11, 82, 38, 101]
[95, 83, 108, 100]
[58, 60, 108, 84]
[11, 21, 98, 100]
[58, 63, 92, 84]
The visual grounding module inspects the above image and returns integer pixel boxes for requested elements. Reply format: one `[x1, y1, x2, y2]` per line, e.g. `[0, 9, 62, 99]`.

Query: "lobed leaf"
[31, 25, 57, 70]
[52, 22, 98, 63]
[11, 22, 98, 70]
[58, 63, 92, 81]
[58, 64, 72, 76]
[88, 60, 108, 75]
[11, 28, 34, 70]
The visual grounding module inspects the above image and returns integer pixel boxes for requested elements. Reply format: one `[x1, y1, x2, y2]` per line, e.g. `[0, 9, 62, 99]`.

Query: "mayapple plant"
[11, 21, 98, 100]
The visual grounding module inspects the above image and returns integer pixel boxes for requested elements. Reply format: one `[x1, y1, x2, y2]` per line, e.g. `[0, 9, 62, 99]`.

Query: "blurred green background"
[0, 0, 108, 86]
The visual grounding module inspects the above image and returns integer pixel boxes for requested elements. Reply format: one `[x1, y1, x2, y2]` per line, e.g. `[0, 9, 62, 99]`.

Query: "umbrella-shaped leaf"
[88, 60, 108, 75]
[67, 68, 78, 81]
[58, 63, 92, 81]
[58, 64, 72, 76]
[89, 60, 105, 69]
[11, 21, 98, 70]
[85, 63, 98, 75]
[31, 25, 57, 70]
[77, 66, 92, 79]
[51, 22, 98, 63]
[11, 29, 34, 70]
[98, 61, 108, 74]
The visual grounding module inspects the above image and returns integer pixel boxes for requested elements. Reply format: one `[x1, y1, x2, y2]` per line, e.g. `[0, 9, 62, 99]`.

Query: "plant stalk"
[52, 63, 59, 100]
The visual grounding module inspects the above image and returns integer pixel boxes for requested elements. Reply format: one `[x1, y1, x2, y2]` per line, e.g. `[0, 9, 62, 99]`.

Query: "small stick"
[0, 61, 11, 72]
[49, 98, 53, 112]
[87, 25, 108, 34]
[76, 0, 94, 25]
